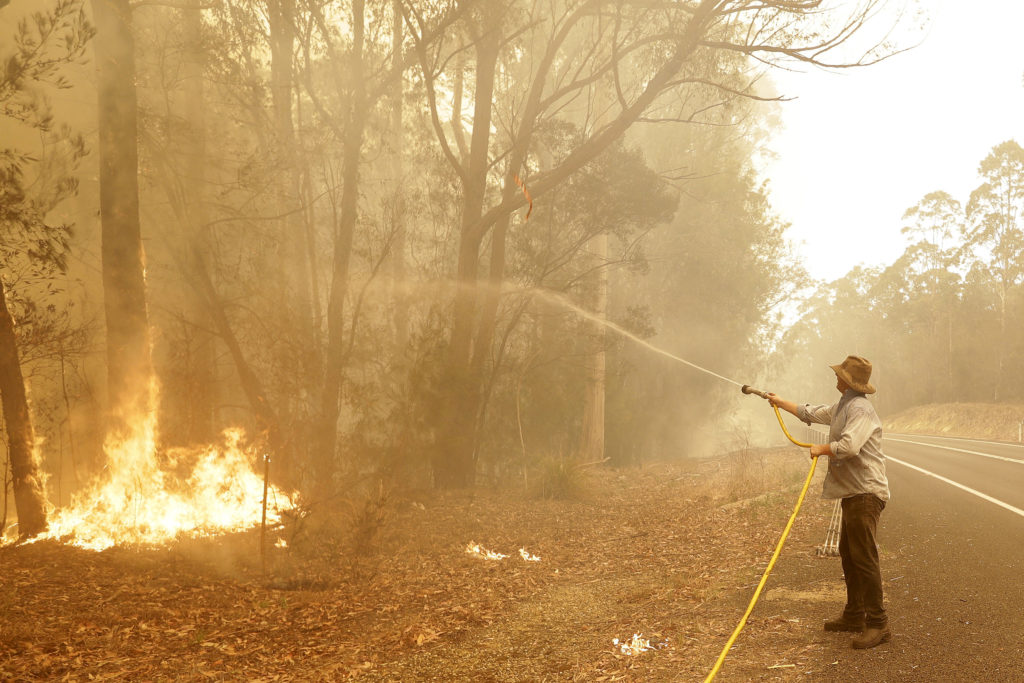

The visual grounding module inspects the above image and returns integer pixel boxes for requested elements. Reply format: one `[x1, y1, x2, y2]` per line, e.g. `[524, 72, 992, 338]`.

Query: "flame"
[518, 548, 541, 562]
[465, 541, 508, 560]
[465, 542, 542, 562]
[37, 402, 294, 551]
[613, 633, 653, 656]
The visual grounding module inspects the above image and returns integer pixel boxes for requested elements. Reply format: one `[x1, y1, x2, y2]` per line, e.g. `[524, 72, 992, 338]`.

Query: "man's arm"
[766, 393, 800, 417]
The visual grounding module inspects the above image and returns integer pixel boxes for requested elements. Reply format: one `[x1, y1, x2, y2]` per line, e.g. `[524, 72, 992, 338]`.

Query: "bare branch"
[402, 1, 468, 183]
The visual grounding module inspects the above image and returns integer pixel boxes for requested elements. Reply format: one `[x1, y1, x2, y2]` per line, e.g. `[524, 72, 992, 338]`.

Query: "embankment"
[885, 402, 1024, 442]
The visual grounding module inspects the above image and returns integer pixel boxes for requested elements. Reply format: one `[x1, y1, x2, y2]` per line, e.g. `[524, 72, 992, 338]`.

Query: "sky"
[762, 0, 1024, 283]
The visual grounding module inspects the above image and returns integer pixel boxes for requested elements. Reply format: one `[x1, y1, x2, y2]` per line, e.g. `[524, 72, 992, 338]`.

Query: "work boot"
[823, 615, 865, 632]
[851, 626, 891, 649]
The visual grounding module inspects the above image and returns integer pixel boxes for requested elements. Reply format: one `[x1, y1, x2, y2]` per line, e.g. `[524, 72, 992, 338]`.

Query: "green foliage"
[0, 0, 95, 503]
[0, 128, 82, 279]
[603, 99, 803, 463]
[1, 0, 92, 284]
[0, 0, 93, 126]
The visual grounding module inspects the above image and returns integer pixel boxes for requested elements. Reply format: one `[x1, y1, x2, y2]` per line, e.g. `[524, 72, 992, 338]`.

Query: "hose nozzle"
[741, 384, 770, 399]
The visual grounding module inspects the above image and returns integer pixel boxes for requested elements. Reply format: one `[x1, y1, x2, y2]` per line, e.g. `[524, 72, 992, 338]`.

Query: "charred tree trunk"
[266, 0, 317, 482]
[0, 279, 48, 538]
[94, 0, 152, 424]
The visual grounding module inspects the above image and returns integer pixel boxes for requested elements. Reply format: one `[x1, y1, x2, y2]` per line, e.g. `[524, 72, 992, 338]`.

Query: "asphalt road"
[799, 433, 1024, 681]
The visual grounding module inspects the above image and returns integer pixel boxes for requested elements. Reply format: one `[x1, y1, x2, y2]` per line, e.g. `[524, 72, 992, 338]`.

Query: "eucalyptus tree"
[289, 0, 463, 487]
[964, 140, 1024, 400]
[901, 190, 964, 400]
[139, 0, 460, 490]
[0, 0, 94, 537]
[608, 110, 804, 463]
[776, 142, 1024, 412]
[478, 140, 676, 473]
[410, 0, 909, 487]
[91, 0, 154, 430]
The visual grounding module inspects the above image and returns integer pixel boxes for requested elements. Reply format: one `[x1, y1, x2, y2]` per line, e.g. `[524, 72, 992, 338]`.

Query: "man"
[767, 355, 891, 650]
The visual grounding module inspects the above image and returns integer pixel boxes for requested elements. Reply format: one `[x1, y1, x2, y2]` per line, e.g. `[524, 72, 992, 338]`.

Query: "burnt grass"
[0, 448, 844, 682]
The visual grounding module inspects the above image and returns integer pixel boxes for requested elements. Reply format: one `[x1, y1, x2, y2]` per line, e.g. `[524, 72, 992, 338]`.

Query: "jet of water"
[523, 287, 745, 389]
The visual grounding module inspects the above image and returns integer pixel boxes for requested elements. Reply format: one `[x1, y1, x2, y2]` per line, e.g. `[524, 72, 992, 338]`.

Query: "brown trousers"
[839, 493, 887, 629]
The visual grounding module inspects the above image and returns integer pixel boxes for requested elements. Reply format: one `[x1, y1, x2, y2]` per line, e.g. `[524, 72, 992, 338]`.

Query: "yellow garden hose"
[703, 393, 818, 682]
[771, 403, 814, 449]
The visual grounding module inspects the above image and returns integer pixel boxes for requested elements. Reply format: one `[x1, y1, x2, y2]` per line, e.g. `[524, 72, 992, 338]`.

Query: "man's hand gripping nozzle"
[741, 384, 813, 449]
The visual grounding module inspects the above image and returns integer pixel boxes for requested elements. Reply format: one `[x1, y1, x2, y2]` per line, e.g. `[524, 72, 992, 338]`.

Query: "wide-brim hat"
[830, 355, 876, 394]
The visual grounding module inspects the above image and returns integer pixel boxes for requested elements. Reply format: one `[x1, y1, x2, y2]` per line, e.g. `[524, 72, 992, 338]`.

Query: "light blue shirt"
[798, 389, 890, 502]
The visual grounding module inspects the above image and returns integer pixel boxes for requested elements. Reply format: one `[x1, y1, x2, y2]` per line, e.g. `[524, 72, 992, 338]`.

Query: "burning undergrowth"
[9, 397, 295, 551]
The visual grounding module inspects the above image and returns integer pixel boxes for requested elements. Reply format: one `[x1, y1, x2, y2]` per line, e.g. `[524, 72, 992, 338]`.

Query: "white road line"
[886, 438, 1024, 465]
[887, 433, 1024, 449]
[888, 456, 1024, 519]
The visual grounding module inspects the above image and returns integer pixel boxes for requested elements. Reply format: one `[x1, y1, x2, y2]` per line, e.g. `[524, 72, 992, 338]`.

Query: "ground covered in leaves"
[1, 448, 856, 681]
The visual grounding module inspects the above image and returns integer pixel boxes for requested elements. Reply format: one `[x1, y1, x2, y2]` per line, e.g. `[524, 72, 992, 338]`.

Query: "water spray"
[524, 288, 746, 389]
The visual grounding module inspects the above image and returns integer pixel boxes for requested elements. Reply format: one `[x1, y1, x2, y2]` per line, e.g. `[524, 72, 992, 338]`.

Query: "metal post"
[260, 453, 270, 575]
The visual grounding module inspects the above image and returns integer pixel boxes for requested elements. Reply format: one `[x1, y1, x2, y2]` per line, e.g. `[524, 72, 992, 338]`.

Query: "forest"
[776, 139, 1024, 415]
[1, 0, 883, 541]
[2, 0, 1023, 678]
[4, 0, 1022, 539]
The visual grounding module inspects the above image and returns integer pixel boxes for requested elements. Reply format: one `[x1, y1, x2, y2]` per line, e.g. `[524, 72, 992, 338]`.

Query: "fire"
[465, 542, 542, 562]
[613, 633, 653, 656]
[465, 541, 508, 560]
[518, 548, 541, 562]
[37, 406, 294, 551]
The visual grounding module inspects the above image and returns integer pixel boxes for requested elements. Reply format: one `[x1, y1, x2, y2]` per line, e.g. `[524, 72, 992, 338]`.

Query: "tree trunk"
[432, 22, 500, 489]
[389, 0, 408, 349]
[94, 0, 152, 424]
[430, 0, 717, 487]
[579, 231, 608, 461]
[190, 251, 281, 437]
[946, 292, 954, 402]
[995, 284, 1006, 401]
[181, 3, 216, 443]
[268, 0, 317, 372]
[0, 279, 48, 538]
[316, 0, 366, 488]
